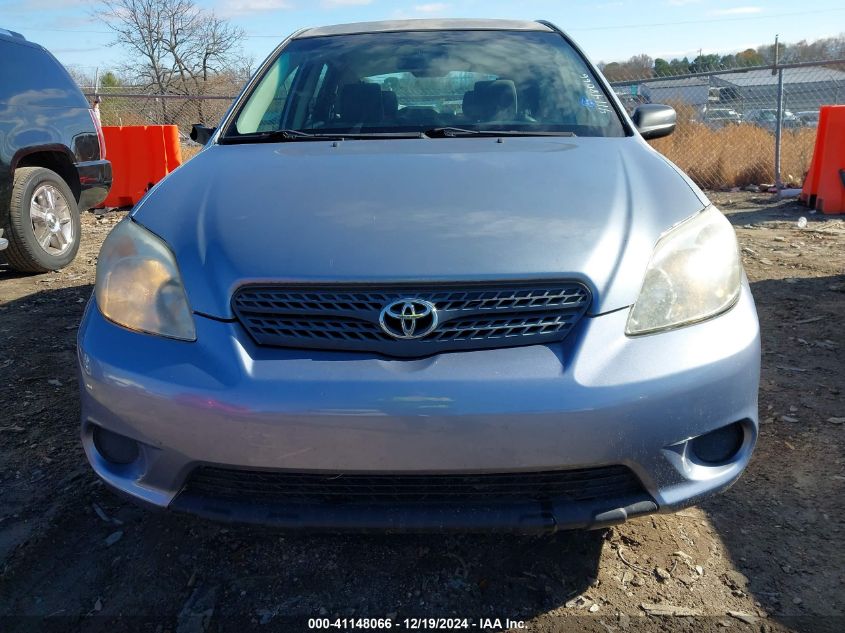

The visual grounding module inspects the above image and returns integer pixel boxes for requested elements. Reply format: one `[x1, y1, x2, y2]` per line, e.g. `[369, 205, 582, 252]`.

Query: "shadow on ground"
[721, 198, 834, 226]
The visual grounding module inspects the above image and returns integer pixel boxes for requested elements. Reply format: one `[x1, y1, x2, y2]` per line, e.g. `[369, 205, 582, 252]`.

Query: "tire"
[1, 166, 81, 273]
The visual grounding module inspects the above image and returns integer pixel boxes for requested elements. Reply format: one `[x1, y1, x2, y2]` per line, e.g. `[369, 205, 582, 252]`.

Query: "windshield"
[225, 30, 626, 139]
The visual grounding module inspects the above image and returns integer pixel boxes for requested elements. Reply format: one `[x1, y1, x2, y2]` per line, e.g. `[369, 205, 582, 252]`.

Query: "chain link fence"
[609, 58, 845, 189]
[83, 87, 237, 160]
[83, 57, 845, 189]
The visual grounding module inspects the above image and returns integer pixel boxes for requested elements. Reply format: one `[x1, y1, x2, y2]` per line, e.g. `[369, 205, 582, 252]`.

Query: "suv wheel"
[2, 166, 81, 272]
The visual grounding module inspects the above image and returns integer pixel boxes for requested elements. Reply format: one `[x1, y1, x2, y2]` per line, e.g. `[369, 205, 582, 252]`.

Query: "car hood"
[132, 136, 708, 319]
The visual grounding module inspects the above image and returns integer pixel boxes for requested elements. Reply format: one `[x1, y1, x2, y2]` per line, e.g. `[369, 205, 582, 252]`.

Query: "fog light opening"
[93, 426, 140, 465]
[690, 422, 745, 465]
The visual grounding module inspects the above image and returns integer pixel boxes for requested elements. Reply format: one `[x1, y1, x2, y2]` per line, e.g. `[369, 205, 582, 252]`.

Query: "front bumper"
[77, 283, 760, 531]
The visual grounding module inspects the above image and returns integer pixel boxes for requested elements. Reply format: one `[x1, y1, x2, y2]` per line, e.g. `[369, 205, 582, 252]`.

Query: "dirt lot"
[0, 193, 843, 633]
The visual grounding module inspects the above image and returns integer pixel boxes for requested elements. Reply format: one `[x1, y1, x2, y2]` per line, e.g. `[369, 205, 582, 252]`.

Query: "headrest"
[464, 79, 517, 122]
[338, 82, 383, 124]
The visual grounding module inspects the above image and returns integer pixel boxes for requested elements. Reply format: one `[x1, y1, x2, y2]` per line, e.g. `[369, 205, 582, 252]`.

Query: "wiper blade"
[220, 129, 345, 144]
[220, 130, 423, 143]
[423, 127, 577, 138]
[222, 128, 576, 143]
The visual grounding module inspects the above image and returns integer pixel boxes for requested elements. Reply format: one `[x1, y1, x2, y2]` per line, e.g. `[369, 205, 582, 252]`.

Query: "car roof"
[0, 28, 53, 56]
[295, 18, 553, 39]
[0, 27, 27, 41]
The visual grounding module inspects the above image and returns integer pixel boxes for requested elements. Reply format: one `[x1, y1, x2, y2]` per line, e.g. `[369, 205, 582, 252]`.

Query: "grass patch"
[649, 103, 816, 188]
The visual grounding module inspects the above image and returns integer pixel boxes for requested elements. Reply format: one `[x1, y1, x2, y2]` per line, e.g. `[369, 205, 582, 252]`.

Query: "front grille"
[182, 465, 644, 505]
[232, 282, 592, 357]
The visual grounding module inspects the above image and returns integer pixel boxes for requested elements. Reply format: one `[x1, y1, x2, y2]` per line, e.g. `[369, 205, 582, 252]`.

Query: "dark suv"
[0, 28, 111, 272]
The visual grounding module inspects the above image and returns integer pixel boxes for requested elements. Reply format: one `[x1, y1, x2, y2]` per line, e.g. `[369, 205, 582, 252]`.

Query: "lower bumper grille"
[181, 465, 644, 506]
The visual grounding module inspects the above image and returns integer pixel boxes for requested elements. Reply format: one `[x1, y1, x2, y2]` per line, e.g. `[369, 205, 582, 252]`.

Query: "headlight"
[95, 220, 196, 341]
[626, 206, 741, 336]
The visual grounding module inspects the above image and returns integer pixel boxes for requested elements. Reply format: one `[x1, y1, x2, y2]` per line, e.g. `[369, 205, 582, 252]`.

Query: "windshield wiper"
[222, 128, 575, 143]
[220, 130, 423, 143]
[423, 127, 577, 138]
[219, 129, 347, 144]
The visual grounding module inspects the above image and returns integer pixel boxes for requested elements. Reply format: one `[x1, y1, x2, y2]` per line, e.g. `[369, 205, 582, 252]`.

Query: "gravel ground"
[0, 193, 843, 633]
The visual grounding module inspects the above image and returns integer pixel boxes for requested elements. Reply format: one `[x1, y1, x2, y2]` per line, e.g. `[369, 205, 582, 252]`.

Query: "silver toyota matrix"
[78, 19, 760, 531]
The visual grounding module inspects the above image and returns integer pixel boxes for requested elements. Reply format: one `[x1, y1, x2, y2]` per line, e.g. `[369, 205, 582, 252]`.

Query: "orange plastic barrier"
[162, 125, 182, 174]
[800, 105, 845, 214]
[97, 125, 183, 208]
[800, 108, 829, 206]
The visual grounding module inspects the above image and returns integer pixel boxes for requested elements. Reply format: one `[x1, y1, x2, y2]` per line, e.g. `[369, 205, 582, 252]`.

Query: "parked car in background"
[0, 28, 111, 272]
[614, 91, 650, 115]
[702, 107, 743, 129]
[744, 108, 801, 131]
[79, 19, 759, 532]
[795, 110, 820, 127]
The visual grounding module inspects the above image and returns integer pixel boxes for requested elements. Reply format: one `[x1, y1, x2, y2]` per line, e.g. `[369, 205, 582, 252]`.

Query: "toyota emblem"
[379, 299, 438, 340]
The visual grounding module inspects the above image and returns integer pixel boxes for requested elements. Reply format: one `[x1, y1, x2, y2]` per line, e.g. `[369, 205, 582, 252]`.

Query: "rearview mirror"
[190, 124, 216, 145]
[632, 104, 676, 140]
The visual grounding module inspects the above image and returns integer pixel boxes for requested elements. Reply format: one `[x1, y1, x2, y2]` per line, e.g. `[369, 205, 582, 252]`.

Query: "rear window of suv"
[227, 30, 626, 138]
[0, 38, 87, 107]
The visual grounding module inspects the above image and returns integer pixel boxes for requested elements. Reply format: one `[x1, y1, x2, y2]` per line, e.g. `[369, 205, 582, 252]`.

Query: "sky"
[2, 0, 844, 75]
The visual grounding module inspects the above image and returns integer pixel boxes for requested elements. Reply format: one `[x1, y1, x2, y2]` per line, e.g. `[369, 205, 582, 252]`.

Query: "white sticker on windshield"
[580, 74, 612, 115]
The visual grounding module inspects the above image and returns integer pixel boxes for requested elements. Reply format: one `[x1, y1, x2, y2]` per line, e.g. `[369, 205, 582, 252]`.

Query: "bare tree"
[65, 65, 97, 89]
[97, 0, 245, 95]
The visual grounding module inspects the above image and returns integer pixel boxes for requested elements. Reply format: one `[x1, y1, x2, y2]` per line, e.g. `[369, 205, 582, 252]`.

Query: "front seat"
[381, 90, 399, 121]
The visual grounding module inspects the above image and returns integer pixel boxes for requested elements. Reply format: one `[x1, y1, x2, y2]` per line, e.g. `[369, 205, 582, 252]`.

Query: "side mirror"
[190, 124, 216, 145]
[632, 104, 676, 140]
